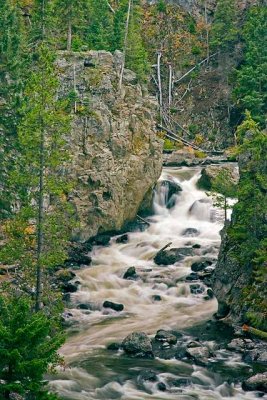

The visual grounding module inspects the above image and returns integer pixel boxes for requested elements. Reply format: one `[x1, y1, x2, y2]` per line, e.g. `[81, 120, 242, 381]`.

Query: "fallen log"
[242, 324, 267, 341]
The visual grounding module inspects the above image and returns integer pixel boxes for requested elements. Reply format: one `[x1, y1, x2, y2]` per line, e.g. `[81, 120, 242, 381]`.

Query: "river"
[49, 166, 261, 400]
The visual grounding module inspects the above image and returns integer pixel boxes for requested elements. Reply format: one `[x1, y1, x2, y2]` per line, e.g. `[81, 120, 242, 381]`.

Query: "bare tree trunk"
[157, 51, 163, 116]
[35, 1, 46, 312]
[168, 63, 173, 109]
[204, 1, 210, 62]
[67, 17, 72, 51]
[224, 196, 227, 221]
[119, 0, 132, 90]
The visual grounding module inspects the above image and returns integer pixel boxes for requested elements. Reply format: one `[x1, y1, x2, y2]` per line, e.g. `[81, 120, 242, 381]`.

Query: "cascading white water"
[49, 167, 259, 400]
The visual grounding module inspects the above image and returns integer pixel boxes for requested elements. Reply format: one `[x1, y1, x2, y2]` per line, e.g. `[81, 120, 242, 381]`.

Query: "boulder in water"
[159, 180, 182, 209]
[138, 369, 158, 382]
[155, 330, 178, 345]
[116, 234, 129, 244]
[152, 294, 162, 301]
[186, 346, 211, 365]
[191, 260, 212, 272]
[182, 228, 200, 237]
[62, 282, 79, 293]
[242, 373, 267, 393]
[122, 332, 154, 358]
[107, 342, 121, 351]
[154, 247, 193, 266]
[103, 301, 124, 312]
[157, 382, 167, 391]
[123, 266, 139, 280]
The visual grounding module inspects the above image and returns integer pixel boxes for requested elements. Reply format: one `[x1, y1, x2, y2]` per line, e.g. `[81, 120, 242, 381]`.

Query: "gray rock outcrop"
[56, 51, 162, 241]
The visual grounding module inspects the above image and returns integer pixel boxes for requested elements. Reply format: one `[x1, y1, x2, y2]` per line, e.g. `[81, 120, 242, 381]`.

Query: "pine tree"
[0, 0, 26, 218]
[234, 6, 267, 126]
[87, 0, 114, 51]
[211, 0, 238, 50]
[53, 0, 88, 50]
[0, 294, 64, 399]
[126, 0, 149, 81]
[0, 44, 74, 310]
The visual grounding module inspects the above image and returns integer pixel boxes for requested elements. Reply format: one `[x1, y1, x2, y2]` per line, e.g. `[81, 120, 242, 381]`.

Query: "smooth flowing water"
[49, 167, 261, 400]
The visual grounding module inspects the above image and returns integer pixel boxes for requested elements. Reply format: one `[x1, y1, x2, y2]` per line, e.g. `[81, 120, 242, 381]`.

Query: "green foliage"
[163, 138, 182, 151]
[0, 0, 27, 218]
[86, 0, 114, 51]
[126, 1, 149, 81]
[0, 294, 64, 399]
[210, 0, 239, 50]
[233, 6, 267, 126]
[227, 115, 267, 329]
[208, 169, 236, 221]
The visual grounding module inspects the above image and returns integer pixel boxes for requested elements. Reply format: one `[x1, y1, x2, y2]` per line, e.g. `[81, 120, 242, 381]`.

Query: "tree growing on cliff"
[210, 169, 236, 221]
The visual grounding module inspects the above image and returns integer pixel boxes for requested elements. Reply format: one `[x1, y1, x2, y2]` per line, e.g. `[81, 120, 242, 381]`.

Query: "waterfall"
[49, 167, 258, 400]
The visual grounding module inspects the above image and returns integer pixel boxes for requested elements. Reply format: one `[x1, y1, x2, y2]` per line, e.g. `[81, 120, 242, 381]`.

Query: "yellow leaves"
[24, 225, 36, 235]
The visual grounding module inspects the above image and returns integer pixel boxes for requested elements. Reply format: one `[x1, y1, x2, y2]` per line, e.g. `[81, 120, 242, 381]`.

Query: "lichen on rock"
[56, 50, 163, 241]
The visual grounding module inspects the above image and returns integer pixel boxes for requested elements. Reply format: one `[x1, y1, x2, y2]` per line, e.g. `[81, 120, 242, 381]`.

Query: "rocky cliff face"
[56, 51, 163, 241]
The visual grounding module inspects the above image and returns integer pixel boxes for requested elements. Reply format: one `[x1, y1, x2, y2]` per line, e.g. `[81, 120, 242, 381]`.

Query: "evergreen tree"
[87, 0, 114, 51]
[0, 294, 64, 399]
[53, 0, 88, 50]
[126, 0, 149, 81]
[229, 113, 267, 329]
[210, 169, 236, 221]
[211, 0, 238, 50]
[0, 44, 74, 310]
[234, 6, 267, 126]
[0, 0, 26, 218]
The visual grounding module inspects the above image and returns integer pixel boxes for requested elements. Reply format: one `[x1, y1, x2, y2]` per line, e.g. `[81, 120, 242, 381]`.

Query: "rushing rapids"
[49, 167, 261, 400]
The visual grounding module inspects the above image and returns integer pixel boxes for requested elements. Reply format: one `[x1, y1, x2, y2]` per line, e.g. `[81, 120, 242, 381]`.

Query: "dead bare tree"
[119, 0, 132, 90]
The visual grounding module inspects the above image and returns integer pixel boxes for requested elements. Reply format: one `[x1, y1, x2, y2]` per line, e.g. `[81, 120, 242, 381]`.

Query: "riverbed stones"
[62, 282, 79, 293]
[191, 260, 212, 272]
[157, 382, 167, 391]
[152, 295, 162, 301]
[116, 234, 129, 244]
[242, 372, 267, 393]
[123, 266, 139, 280]
[138, 370, 158, 382]
[122, 332, 154, 358]
[103, 301, 124, 312]
[155, 330, 178, 345]
[190, 284, 205, 294]
[159, 180, 182, 209]
[185, 346, 211, 364]
[154, 247, 193, 266]
[182, 228, 200, 237]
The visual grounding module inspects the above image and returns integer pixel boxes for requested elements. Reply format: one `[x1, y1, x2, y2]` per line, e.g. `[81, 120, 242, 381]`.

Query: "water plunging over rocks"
[49, 166, 266, 400]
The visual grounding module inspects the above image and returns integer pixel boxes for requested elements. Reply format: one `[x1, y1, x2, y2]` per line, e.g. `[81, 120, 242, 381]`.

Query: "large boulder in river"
[154, 247, 193, 266]
[56, 51, 162, 241]
[122, 332, 154, 358]
[197, 164, 239, 191]
[242, 373, 267, 393]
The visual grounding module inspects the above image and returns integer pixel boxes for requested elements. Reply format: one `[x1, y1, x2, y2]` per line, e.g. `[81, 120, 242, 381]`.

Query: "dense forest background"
[0, 0, 266, 399]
